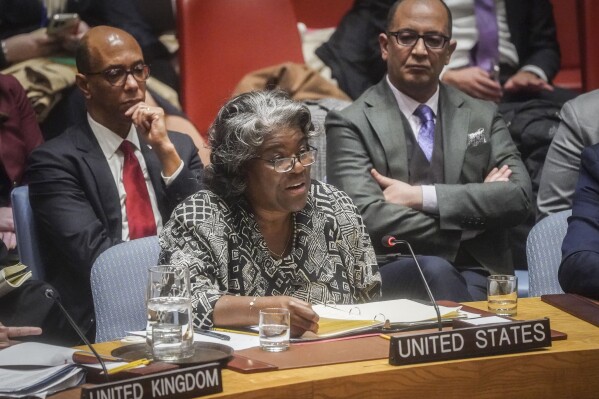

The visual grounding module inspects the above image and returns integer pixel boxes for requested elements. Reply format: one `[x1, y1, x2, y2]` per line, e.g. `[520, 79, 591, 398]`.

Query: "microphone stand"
[45, 289, 109, 381]
[381, 237, 443, 332]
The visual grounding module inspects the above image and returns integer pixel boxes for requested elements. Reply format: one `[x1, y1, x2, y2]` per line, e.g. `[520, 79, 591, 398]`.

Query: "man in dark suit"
[559, 143, 599, 300]
[26, 26, 203, 343]
[326, 0, 532, 299]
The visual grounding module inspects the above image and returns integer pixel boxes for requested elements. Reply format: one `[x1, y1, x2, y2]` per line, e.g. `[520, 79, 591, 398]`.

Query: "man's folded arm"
[326, 112, 460, 255]
[436, 113, 533, 230]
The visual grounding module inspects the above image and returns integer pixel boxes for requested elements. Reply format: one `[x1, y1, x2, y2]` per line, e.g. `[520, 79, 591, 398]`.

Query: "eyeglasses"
[387, 30, 450, 49]
[254, 146, 318, 173]
[84, 64, 150, 86]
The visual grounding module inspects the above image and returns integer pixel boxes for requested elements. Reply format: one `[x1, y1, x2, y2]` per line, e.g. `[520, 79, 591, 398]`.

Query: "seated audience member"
[440, 0, 572, 105]
[537, 90, 599, 220]
[99, 0, 178, 92]
[0, 0, 95, 139]
[94, 0, 210, 163]
[315, 0, 395, 100]
[0, 1, 210, 165]
[159, 90, 472, 337]
[0, 73, 44, 262]
[26, 26, 203, 344]
[316, 0, 571, 104]
[0, 0, 93, 69]
[559, 143, 599, 299]
[0, 322, 41, 348]
[326, 0, 532, 300]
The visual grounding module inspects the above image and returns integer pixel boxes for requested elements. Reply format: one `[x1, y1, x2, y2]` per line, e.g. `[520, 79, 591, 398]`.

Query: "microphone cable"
[381, 236, 443, 332]
[45, 288, 109, 381]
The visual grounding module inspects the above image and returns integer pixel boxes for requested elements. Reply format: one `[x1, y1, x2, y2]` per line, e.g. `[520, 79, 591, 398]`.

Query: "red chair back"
[579, 0, 599, 91]
[177, 0, 304, 137]
[290, 0, 353, 28]
[551, 0, 582, 91]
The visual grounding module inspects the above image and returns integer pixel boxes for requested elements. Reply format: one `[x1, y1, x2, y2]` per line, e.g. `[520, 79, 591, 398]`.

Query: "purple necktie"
[414, 104, 435, 162]
[471, 0, 499, 72]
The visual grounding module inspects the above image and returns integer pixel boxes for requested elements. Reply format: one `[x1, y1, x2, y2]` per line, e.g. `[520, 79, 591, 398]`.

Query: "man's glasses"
[255, 147, 318, 173]
[84, 64, 150, 86]
[387, 30, 450, 49]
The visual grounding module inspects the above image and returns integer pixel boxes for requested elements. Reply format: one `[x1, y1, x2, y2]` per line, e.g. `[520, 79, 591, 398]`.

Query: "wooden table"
[57, 298, 599, 398]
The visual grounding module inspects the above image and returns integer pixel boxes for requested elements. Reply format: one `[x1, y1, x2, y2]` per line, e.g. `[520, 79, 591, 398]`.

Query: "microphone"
[381, 236, 443, 332]
[45, 288, 109, 380]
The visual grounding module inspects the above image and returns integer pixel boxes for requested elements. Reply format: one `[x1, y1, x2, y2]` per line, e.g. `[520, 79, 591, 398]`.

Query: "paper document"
[0, 364, 84, 398]
[0, 342, 78, 367]
[129, 330, 260, 351]
[309, 299, 462, 338]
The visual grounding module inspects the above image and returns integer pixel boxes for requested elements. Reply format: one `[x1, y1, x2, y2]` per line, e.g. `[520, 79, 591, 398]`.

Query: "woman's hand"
[213, 294, 320, 338]
[270, 296, 320, 337]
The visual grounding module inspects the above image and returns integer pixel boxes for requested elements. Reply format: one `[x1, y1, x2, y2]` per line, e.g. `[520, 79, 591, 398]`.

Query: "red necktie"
[120, 140, 157, 239]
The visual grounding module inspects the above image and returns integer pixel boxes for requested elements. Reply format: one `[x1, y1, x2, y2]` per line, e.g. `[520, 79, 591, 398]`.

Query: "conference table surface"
[61, 297, 599, 398]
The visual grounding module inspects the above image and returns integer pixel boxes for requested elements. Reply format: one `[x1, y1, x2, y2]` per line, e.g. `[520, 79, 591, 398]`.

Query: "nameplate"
[80, 362, 223, 399]
[389, 318, 552, 366]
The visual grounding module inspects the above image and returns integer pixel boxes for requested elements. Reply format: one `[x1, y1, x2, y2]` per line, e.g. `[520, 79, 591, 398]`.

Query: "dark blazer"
[559, 144, 599, 299]
[316, 0, 560, 99]
[504, 0, 560, 82]
[26, 121, 203, 339]
[326, 80, 532, 275]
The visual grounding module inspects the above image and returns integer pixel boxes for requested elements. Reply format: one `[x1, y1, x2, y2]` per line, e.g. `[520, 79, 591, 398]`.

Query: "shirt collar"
[386, 75, 440, 119]
[87, 113, 141, 159]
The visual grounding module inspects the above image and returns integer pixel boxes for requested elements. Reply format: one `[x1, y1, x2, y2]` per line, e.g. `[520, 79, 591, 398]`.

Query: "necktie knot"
[414, 104, 434, 123]
[120, 140, 134, 156]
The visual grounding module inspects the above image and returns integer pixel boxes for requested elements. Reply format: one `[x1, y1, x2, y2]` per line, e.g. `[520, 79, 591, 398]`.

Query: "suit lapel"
[139, 133, 167, 218]
[364, 81, 410, 180]
[76, 122, 122, 232]
[439, 85, 469, 184]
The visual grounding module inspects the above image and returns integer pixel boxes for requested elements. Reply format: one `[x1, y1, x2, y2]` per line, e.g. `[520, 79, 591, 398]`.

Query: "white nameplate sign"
[389, 318, 552, 366]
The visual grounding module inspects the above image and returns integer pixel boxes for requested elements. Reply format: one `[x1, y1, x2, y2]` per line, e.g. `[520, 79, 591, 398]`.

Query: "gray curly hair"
[205, 90, 316, 203]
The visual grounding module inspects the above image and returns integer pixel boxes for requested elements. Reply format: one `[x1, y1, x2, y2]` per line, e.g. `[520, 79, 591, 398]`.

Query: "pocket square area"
[467, 128, 487, 147]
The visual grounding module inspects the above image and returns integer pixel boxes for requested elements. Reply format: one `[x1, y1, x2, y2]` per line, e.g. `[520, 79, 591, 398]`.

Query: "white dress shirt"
[88, 114, 183, 240]
[386, 76, 439, 214]
[386, 80, 482, 240]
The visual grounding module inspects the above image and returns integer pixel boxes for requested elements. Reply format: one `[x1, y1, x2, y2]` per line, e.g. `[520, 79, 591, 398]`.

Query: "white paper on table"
[128, 330, 260, 351]
[0, 342, 78, 367]
[0, 364, 84, 396]
[312, 299, 462, 323]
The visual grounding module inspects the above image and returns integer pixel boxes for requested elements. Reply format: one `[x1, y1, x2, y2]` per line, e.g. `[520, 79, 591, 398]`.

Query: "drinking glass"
[146, 265, 194, 360]
[259, 308, 290, 352]
[487, 274, 518, 316]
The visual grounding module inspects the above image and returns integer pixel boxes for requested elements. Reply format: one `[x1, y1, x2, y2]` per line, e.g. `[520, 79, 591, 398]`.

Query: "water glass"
[487, 274, 518, 316]
[259, 308, 290, 352]
[147, 265, 194, 360]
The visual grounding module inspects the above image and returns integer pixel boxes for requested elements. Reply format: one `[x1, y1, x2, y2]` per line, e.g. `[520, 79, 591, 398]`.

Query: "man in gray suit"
[326, 0, 532, 299]
[537, 90, 599, 221]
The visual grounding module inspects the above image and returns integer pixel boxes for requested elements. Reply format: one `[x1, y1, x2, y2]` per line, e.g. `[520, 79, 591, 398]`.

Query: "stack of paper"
[0, 364, 84, 398]
[309, 299, 462, 338]
[0, 342, 85, 398]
